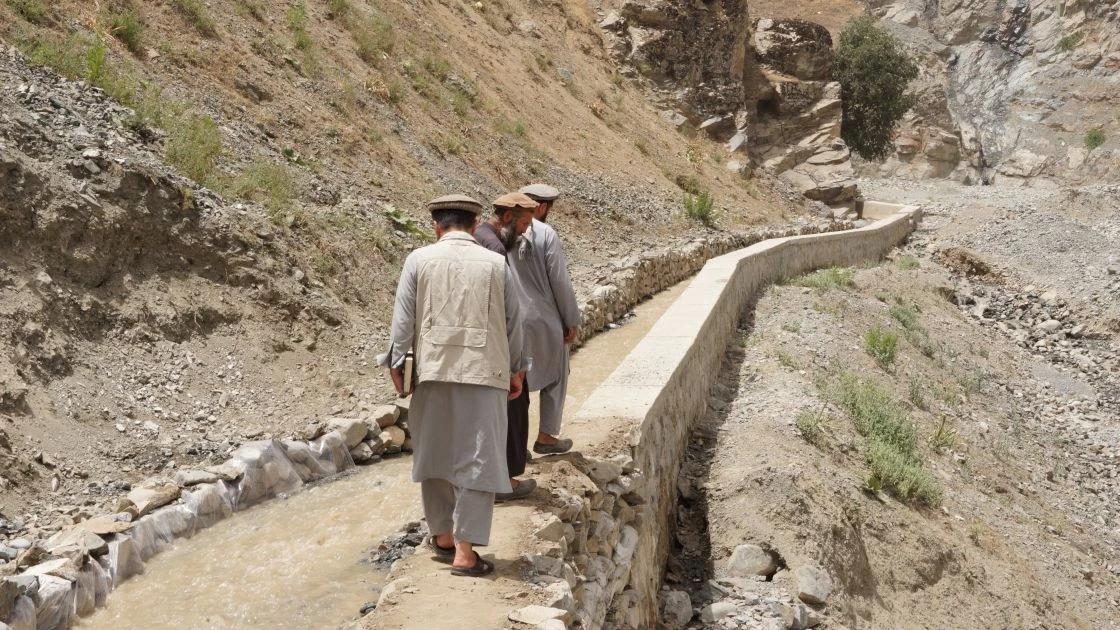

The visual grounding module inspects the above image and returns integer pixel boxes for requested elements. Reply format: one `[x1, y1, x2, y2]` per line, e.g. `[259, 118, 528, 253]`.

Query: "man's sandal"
[426, 535, 455, 560]
[450, 551, 494, 577]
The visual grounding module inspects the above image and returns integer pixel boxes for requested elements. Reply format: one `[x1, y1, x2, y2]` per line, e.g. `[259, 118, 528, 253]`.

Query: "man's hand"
[390, 367, 406, 396]
[508, 370, 525, 400]
[563, 325, 578, 345]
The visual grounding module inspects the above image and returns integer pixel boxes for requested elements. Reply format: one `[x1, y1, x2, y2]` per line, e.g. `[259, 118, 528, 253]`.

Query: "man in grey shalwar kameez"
[513, 184, 581, 454]
[383, 194, 525, 577]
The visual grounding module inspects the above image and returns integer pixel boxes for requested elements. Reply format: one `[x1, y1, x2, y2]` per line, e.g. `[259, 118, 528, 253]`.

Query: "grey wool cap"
[519, 183, 560, 202]
[426, 193, 484, 216]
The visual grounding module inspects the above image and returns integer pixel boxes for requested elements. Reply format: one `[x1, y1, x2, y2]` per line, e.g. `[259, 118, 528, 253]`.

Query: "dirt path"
[358, 282, 689, 629]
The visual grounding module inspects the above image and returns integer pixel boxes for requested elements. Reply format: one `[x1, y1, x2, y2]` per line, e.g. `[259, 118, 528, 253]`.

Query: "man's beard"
[500, 225, 519, 250]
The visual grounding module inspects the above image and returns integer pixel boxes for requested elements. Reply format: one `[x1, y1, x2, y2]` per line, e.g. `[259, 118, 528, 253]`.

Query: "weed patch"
[796, 408, 827, 447]
[6, 0, 47, 23]
[288, 4, 312, 50]
[226, 161, 297, 221]
[791, 267, 855, 291]
[166, 115, 223, 183]
[350, 13, 395, 64]
[106, 8, 144, 53]
[898, 255, 920, 270]
[171, 0, 217, 37]
[825, 372, 940, 505]
[1056, 31, 1083, 52]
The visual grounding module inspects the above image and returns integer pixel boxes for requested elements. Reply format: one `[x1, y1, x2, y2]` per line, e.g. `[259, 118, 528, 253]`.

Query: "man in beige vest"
[383, 194, 526, 577]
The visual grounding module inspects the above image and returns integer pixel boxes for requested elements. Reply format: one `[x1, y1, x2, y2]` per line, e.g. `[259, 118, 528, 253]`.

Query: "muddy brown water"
[78, 282, 687, 629]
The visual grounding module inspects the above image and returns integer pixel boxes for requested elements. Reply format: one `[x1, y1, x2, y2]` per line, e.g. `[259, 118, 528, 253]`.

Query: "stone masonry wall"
[518, 204, 921, 629]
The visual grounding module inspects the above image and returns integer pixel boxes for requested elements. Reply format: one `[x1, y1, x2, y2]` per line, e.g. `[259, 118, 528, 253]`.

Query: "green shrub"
[6, 0, 47, 23]
[171, 0, 217, 37]
[898, 256, 920, 270]
[833, 16, 919, 160]
[1085, 127, 1105, 151]
[1056, 31, 1083, 52]
[683, 191, 715, 226]
[166, 115, 223, 183]
[107, 9, 144, 54]
[864, 325, 899, 368]
[791, 267, 855, 291]
[422, 54, 451, 81]
[674, 174, 701, 195]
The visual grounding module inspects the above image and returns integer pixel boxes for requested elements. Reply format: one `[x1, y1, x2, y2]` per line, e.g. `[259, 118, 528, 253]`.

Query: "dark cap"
[426, 194, 484, 216]
[519, 183, 560, 202]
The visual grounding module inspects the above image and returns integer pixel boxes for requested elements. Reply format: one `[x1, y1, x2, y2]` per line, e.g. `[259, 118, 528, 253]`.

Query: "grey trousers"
[538, 360, 569, 436]
[421, 478, 495, 546]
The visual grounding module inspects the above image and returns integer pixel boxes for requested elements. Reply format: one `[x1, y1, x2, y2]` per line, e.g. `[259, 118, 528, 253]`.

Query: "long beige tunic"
[384, 241, 524, 494]
[509, 219, 581, 391]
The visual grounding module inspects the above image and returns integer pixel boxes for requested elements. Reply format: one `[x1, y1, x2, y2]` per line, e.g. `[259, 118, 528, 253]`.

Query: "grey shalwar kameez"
[508, 219, 581, 436]
[385, 234, 524, 545]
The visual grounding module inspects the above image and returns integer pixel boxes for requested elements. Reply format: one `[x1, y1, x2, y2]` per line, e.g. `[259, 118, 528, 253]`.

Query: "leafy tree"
[833, 17, 919, 161]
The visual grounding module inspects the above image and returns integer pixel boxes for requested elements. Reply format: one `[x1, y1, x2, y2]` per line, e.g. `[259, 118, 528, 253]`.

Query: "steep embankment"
[668, 183, 1120, 629]
[0, 0, 802, 544]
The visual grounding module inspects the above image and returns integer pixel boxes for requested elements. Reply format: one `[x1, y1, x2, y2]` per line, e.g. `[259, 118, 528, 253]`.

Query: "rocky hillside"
[0, 0, 808, 541]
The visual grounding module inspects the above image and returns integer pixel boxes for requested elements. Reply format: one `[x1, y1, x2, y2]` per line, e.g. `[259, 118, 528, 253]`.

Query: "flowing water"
[79, 281, 687, 629]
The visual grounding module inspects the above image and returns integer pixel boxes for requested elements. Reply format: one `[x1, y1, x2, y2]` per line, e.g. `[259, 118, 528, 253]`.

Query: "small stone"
[508, 604, 568, 624]
[383, 426, 407, 448]
[534, 515, 566, 542]
[172, 469, 219, 487]
[350, 442, 374, 464]
[1035, 319, 1062, 333]
[700, 601, 737, 622]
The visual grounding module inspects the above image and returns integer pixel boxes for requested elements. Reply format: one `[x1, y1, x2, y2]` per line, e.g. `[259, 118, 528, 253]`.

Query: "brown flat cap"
[519, 183, 560, 202]
[493, 192, 539, 210]
[426, 194, 484, 216]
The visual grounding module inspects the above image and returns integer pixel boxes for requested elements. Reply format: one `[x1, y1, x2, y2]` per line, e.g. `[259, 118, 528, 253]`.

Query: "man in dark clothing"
[479, 192, 538, 502]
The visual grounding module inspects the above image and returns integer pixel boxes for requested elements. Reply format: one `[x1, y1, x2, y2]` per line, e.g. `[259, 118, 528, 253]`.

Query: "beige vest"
[412, 232, 511, 390]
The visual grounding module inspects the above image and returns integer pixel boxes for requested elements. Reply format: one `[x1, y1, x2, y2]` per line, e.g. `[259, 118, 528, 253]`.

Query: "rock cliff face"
[867, 0, 1120, 183]
[599, 1, 859, 204]
[600, 0, 1118, 188]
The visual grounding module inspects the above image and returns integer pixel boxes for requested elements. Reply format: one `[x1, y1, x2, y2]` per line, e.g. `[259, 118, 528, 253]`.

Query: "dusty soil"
[672, 182, 1120, 628]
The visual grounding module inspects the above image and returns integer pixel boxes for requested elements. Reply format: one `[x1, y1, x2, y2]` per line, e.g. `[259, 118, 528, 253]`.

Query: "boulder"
[44, 528, 108, 557]
[369, 405, 400, 429]
[659, 589, 693, 628]
[727, 544, 777, 577]
[382, 426, 407, 448]
[127, 483, 181, 517]
[796, 562, 833, 605]
[326, 418, 368, 448]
